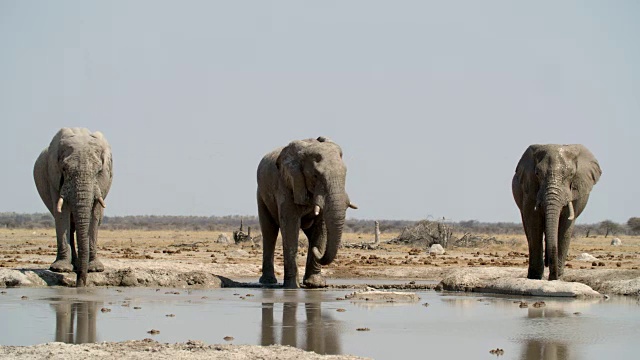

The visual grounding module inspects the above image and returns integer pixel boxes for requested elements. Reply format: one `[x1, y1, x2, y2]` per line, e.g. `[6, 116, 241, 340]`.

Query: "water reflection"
[520, 302, 574, 360]
[260, 290, 342, 355]
[49, 294, 101, 344]
[520, 340, 570, 360]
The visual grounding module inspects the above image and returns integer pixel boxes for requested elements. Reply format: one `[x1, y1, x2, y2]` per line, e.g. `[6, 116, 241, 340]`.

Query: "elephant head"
[515, 144, 601, 279]
[276, 137, 356, 265]
[35, 128, 113, 287]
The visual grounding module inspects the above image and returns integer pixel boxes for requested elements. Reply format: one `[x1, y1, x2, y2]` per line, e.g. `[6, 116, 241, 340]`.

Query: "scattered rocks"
[532, 301, 545, 308]
[576, 253, 598, 261]
[429, 244, 445, 255]
[344, 287, 420, 302]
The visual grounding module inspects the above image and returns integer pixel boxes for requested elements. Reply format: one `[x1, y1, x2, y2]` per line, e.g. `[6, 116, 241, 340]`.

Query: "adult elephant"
[257, 137, 357, 288]
[34, 128, 113, 287]
[512, 144, 601, 280]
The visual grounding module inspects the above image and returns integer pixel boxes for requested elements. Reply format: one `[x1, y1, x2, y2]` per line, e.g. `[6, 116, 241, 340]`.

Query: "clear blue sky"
[1, 1, 638, 223]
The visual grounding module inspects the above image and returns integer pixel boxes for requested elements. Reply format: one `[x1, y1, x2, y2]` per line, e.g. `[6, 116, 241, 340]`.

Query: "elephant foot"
[527, 267, 544, 280]
[88, 259, 104, 273]
[303, 274, 326, 288]
[259, 274, 278, 285]
[283, 277, 300, 289]
[50, 259, 74, 273]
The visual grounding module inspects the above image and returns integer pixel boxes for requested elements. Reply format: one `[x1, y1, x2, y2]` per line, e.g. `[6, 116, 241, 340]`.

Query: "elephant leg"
[51, 207, 74, 273]
[258, 200, 279, 285]
[280, 211, 301, 289]
[302, 219, 327, 288]
[88, 205, 104, 272]
[522, 208, 544, 280]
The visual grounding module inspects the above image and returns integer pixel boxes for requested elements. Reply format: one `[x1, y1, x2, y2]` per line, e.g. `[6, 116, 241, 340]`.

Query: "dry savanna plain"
[1, 227, 640, 289]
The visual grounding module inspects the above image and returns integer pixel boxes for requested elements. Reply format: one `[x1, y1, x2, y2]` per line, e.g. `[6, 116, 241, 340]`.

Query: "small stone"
[223, 336, 234, 341]
[134, 307, 142, 310]
[100, 308, 111, 313]
[574, 312, 582, 315]
[422, 302, 430, 307]
[336, 308, 346, 312]
[21, 296, 28, 300]
[147, 329, 160, 335]
[356, 328, 370, 331]
[166, 314, 175, 317]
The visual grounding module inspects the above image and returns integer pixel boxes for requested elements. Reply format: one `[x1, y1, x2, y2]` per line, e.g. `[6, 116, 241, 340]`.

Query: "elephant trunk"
[312, 180, 347, 266]
[542, 184, 566, 281]
[64, 172, 98, 287]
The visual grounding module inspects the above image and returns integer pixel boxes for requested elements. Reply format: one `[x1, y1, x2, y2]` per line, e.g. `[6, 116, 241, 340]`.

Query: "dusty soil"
[0, 339, 369, 359]
[1, 228, 639, 358]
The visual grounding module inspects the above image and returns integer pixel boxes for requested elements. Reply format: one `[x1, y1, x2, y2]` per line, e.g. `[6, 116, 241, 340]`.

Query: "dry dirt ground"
[1, 228, 639, 358]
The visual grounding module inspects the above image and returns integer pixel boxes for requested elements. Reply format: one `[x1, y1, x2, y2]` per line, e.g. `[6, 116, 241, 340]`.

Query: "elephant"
[512, 144, 601, 280]
[256, 136, 357, 289]
[34, 128, 113, 287]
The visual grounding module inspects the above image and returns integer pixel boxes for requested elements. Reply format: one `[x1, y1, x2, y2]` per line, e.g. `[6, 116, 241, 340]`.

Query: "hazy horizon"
[1, 1, 638, 224]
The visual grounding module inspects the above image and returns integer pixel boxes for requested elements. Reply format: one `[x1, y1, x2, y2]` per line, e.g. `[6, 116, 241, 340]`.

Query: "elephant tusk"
[56, 197, 64, 213]
[97, 197, 106, 208]
[312, 246, 323, 260]
[313, 205, 321, 216]
[348, 202, 358, 210]
[567, 201, 575, 220]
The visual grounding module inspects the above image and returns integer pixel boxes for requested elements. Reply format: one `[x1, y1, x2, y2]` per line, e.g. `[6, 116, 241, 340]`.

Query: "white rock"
[611, 238, 622, 246]
[575, 253, 598, 261]
[429, 244, 445, 255]
[216, 234, 232, 244]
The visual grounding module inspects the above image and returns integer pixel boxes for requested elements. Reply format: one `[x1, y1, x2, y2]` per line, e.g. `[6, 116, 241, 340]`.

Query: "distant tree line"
[0, 212, 638, 238]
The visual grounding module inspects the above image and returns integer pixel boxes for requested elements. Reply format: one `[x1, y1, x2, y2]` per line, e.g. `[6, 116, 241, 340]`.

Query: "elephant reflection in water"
[50, 300, 100, 343]
[260, 291, 342, 355]
[520, 306, 572, 360]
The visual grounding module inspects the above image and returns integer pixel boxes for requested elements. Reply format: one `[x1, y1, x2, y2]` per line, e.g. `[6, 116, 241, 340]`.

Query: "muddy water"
[1, 287, 638, 359]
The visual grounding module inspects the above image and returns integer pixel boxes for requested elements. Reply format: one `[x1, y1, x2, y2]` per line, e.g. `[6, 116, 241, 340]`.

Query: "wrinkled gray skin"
[257, 137, 357, 288]
[34, 128, 113, 287]
[512, 144, 601, 280]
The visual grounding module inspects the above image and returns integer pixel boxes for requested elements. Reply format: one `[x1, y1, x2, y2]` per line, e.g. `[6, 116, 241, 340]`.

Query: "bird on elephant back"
[512, 144, 601, 281]
[256, 136, 357, 289]
[34, 128, 113, 287]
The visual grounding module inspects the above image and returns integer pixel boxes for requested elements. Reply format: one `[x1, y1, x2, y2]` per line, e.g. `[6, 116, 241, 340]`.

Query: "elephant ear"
[515, 145, 539, 196]
[276, 140, 310, 206]
[571, 145, 602, 199]
[91, 132, 113, 178]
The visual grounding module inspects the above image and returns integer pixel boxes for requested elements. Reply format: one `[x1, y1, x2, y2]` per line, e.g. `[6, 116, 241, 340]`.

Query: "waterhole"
[1, 286, 638, 359]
